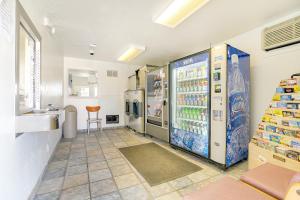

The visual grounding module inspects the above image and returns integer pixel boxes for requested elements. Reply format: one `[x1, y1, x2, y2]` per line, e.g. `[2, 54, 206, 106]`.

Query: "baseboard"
[77, 126, 126, 133]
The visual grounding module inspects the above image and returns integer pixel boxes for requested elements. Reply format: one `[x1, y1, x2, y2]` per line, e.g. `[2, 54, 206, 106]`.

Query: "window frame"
[15, 1, 41, 115]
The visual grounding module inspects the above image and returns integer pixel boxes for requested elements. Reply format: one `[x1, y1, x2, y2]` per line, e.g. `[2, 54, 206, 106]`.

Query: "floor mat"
[119, 142, 202, 186]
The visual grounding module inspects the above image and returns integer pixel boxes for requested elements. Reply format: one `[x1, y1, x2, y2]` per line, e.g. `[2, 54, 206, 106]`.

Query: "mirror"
[16, 1, 41, 115]
[68, 69, 98, 97]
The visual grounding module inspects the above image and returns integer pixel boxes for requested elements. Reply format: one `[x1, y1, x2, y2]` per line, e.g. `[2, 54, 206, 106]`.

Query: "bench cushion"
[240, 163, 296, 200]
[184, 176, 272, 200]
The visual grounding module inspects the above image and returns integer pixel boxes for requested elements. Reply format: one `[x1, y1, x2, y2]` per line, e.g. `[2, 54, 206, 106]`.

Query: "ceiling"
[20, 0, 300, 66]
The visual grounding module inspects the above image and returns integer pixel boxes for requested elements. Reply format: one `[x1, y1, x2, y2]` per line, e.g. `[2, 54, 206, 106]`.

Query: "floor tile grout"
[33, 128, 248, 200]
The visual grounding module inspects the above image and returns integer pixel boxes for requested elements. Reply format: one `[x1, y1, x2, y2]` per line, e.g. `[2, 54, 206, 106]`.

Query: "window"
[16, 2, 41, 114]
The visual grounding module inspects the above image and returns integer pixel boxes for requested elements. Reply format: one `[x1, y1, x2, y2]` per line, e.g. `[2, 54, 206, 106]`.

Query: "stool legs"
[100, 120, 102, 133]
[86, 120, 102, 135]
[97, 120, 102, 134]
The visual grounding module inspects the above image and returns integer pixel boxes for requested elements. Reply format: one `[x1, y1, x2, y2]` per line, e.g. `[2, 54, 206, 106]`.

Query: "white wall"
[0, 0, 64, 199]
[223, 11, 300, 135]
[64, 57, 137, 130]
[0, 0, 17, 198]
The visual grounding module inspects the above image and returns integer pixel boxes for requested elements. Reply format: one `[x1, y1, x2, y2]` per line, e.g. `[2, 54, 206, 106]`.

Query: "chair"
[86, 106, 102, 135]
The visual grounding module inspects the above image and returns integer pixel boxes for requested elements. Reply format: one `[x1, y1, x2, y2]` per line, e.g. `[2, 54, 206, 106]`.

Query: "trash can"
[63, 105, 77, 138]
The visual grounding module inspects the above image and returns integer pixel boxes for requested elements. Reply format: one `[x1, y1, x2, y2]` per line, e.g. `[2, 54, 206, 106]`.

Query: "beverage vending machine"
[169, 44, 250, 168]
[169, 50, 211, 158]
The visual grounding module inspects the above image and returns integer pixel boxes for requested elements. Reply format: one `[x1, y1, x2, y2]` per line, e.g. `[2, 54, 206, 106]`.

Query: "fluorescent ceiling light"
[118, 46, 146, 62]
[154, 0, 210, 28]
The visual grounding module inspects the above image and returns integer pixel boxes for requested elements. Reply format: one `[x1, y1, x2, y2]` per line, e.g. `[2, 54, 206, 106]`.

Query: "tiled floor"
[32, 128, 248, 200]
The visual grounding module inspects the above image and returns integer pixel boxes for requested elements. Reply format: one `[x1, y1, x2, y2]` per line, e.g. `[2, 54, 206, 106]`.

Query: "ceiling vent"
[107, 70, 118, 77]
[262, 16, 300, 51]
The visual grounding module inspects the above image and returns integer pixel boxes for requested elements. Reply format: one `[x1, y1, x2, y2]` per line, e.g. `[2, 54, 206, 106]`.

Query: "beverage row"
[177, 65, 208, 80]
[176, 120, 208, 135]
[177, 79, 208, 92]
[177, 107, 208, 121]
[251, 138, 300, 162]
[177, 94, 208, 106]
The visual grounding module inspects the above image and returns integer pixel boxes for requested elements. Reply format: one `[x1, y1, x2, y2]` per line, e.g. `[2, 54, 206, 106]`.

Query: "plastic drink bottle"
[228, 54, 246, 129]
[226, 54, 248, 165]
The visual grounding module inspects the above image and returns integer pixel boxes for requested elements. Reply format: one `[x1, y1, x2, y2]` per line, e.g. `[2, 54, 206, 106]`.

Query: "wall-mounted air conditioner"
[262, 16, 300, 51]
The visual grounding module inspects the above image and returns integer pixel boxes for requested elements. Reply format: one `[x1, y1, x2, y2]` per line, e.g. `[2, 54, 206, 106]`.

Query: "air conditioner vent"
[107, 70, 118, 77]
[263, 16, 300, 51]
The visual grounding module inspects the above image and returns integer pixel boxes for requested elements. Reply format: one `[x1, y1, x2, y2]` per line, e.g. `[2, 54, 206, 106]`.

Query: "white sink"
[16, 113, 59, 134]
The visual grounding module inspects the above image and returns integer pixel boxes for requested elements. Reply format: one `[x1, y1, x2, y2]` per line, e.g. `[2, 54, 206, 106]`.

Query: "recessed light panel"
[154, 0, 210, 28]
[118, 46, 146, 62]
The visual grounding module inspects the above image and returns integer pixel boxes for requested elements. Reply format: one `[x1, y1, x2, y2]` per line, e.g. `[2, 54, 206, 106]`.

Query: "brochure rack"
[249, 73, 300, 172]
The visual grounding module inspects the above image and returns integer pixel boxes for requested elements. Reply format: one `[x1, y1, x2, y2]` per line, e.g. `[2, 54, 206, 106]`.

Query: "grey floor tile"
[114, 173, 140, 189]
[88, 155, 105, 163]
[87, 149, 103, 157]
[169, 176, 193, 190]
[104, 152, 121, 160]
[155, 191, 181, 200]
[143, 182, 174, 198]
[69, 152, 87, 159]
[92, 192, 121, 200]
[71, 144, 85, 149]
[63, 173, 89, 189]
[90, 178, 117, 198]
[37, 177, 64, 195]
[68, 157, 87, 167]
[86, 146, 101, 151]
[119, 184, 150, 200]
[43, 167, 66, 181]
[88, 161, 108, 172]
[101, 147, 119, 154]
[33, 128, 248, 200]
[60, 184, 90, 200]
[48, 160, 68, 171]
[34, 190, 60, 200]
[52, 153, 70, 162]
[89, 169, 112, 183]
[66, 164, 88, 176]
[107, 158, 126, 167]
[110, 164, 131, 177]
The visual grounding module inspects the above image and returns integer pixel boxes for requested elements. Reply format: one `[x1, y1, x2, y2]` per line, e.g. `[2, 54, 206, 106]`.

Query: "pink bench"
[184, 176, 273, 200]
[241, 163, 299, 200]
[183, 163, 300, 200]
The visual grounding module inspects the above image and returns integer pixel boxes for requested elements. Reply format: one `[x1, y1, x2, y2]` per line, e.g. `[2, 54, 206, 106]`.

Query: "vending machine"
[210, 44, 250, 168]
[145, 66, 169, 142]
[169, 44, 250, 168]
[169, 50, 211, 158]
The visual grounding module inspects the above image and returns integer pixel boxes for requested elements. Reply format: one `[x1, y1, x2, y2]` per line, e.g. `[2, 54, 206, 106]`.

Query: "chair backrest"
[86, 106, 101, 119]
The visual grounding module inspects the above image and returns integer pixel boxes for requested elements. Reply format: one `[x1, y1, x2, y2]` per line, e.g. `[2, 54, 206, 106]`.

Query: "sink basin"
[32, 109, 49, 114]
[16, 113, 59, 134]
